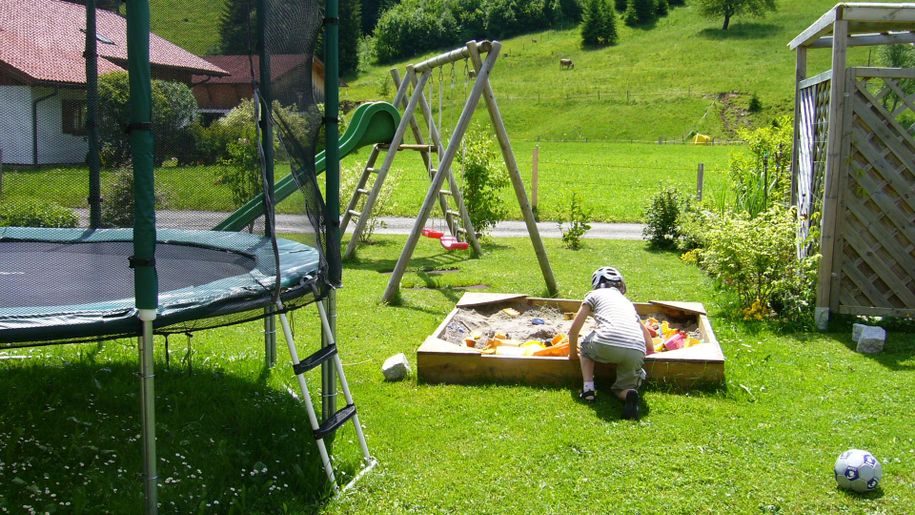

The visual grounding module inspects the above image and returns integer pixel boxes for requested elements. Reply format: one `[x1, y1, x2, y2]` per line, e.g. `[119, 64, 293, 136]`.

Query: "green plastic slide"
[213, 101, 400, 232]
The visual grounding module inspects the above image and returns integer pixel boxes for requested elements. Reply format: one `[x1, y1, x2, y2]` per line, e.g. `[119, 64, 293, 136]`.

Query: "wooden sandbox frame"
[417, 293, 725, 389]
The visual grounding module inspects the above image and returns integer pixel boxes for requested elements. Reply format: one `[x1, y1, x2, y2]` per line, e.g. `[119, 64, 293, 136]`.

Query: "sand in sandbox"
[442, 305, 593, 349]
[441, 304, 700, 350]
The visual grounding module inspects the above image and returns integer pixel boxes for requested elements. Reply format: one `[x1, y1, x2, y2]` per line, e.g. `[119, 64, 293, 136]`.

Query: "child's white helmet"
[591, 266, 626, 293]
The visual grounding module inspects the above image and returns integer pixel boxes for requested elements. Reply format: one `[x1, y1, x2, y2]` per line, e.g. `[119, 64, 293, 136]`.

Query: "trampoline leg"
[264, 306, 277, 368]
[139, 319, 158, 514]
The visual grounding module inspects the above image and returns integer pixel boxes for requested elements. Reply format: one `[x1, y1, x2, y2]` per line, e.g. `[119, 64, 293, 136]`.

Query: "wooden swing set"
[340, 40, 557, 303]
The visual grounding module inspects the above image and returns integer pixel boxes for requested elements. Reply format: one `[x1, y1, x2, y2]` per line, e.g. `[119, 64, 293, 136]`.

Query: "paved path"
[76, 209, 646, 240]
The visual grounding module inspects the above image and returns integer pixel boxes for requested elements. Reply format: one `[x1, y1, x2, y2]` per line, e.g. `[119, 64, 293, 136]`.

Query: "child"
[568, 266, 654, 420]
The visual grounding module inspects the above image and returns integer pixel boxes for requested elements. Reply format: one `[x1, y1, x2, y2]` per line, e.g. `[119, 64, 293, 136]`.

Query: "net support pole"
[323, 0, 341, 430]
[126, 1, 159, 512]
[256, 0, 277, 366]
[85, 0, 102, 228]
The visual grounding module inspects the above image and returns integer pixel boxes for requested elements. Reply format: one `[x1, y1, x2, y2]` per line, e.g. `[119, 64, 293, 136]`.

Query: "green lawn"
[1, 235, 912, 512]
[1, 141, 733, 223]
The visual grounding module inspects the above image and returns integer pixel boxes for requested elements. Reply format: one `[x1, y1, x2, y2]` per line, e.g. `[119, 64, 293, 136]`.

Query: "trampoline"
[0, 227, 322, 347]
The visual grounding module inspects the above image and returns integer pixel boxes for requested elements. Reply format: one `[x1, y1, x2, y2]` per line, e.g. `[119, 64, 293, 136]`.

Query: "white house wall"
[0, 86, 87, 165]
[0, 85, 33, 164]
[36, 88, 87, 165]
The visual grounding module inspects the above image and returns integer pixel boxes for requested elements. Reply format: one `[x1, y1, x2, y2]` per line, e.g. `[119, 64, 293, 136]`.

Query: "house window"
[62, 100, 87, 136]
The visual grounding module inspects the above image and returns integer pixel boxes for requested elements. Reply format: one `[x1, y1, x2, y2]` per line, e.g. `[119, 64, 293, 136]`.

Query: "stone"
[382, 353, 411, 381]
[856, 326, 886, 354]
[852, 323, 868, 342]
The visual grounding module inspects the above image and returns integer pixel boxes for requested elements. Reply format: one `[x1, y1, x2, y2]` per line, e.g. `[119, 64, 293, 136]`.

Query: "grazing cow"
[560, 58, 574, 70]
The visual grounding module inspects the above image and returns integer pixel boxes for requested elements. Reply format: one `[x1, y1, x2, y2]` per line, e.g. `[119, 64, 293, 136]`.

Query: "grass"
[342, 1, 887, 142]
[148, 0, 226, 56]
[1, 141, 733, 223]
[1, 235, 913, 512]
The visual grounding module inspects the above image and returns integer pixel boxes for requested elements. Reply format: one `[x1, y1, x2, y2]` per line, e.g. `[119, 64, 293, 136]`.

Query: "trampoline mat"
[0, 241, 256, 309]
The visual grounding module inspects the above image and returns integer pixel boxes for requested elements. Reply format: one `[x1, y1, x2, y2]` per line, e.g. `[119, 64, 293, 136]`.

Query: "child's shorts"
[580, 336, 645, 393]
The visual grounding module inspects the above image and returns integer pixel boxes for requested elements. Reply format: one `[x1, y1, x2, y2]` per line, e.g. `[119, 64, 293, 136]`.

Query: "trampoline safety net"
[0, 0, 329, 347]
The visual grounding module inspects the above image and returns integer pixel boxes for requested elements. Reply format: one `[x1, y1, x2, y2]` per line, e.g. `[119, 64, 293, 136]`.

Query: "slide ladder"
[277, 298, 376, 492]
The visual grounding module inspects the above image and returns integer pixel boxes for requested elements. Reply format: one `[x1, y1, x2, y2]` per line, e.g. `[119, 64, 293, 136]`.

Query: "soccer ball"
[834, 449, 882, 492]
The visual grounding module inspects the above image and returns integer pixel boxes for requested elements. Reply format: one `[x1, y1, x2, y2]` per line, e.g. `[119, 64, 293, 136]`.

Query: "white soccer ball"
[834, 449, 882, 492]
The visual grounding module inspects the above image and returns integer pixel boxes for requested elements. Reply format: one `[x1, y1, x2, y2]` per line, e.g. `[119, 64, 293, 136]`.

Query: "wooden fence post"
[696, 163, 704, 201]
[531, 145, 539, 215]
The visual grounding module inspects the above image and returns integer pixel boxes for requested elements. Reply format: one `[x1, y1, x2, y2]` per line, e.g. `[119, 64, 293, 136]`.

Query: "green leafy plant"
[642, 185, 684, 249]
[557, 192, 592, 250]
[340, 161, 400, 243]
[101, 169, 169, 228]
[748, 93, 762, 113]
[727, 115, 792, 217]
[0, 198, 78, 228]
[459, 129, 509, 238]
[700, 205, 817, 323]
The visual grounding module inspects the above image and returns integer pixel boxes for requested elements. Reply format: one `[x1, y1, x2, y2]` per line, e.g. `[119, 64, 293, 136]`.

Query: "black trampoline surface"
[0, 227, 322, 346]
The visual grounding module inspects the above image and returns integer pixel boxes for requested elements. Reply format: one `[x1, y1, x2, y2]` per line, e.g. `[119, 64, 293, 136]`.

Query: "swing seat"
[439, 235, 469, 251]
[422, 228, 445, 239]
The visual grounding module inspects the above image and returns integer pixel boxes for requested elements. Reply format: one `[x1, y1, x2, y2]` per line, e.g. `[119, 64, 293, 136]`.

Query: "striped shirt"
[583, 287, 645, 352]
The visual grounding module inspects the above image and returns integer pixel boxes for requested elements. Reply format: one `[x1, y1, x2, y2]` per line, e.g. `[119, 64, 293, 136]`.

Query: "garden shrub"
[102, 169, 169, 228]
[699, 205, 817, 323]
[642, 185, 684, 249]
[558, 192, 592, 250]
[459, 129, 509, 238]
[0, 199, 78, 228]
[98, 72, 199, 166]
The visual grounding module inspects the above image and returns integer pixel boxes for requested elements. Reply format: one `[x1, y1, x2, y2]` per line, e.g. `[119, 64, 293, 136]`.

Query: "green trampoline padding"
[0, 227, 322, 346]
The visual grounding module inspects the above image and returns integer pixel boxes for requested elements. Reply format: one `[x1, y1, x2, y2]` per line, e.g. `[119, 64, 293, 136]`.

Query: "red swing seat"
[421, 228, 445, 239]
[439, 235, 469, 251]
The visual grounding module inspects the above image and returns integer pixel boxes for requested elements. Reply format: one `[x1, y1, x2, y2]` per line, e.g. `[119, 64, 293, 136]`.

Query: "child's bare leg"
[579, 355, 595, 384]
[616, 389, 635, 402]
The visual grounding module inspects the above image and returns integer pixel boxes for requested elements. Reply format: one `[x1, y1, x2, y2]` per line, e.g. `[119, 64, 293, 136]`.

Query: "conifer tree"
[623, 0, 657, 26]
[581, 0, 603, 47]
[339, 0, 361, 76]
[601, 0, 619, 45]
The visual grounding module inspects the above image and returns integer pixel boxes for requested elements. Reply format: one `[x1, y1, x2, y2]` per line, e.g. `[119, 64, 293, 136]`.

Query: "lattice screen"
[835, 69, 915, 316]
[796, 78, 831, 258]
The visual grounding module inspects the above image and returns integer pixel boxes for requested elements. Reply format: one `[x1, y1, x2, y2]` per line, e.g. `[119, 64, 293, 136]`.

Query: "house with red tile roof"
[192, 54, 327, 124]
[0, 0, 225, 165]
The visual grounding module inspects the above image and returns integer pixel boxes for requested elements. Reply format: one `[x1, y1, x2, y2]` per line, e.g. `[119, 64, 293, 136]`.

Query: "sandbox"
[417, 293, 724, 388]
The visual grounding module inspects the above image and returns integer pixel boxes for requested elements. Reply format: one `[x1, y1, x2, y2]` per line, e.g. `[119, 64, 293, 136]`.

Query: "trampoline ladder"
[276, 300, 376, 493]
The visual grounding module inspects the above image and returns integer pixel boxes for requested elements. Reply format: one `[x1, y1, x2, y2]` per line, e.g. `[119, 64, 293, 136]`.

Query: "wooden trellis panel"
[831, 68, 915, 317]
[796, 76, 832, 256]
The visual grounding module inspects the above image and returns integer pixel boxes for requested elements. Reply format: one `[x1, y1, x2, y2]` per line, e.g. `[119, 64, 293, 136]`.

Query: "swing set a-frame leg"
[381, 45, 500, 303]
[466, 41, 558, 297]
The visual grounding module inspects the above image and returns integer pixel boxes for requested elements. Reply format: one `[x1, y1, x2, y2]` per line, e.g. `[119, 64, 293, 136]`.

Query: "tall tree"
[614, 0, 627, 12]
[601, 0, 618, 45]
[581, 0, 604, 46]
[218, 0, 254, 55]
[695, 0, 777, 31]
[361, 0, 397, 34]
[623, 0, 656, 26]
[340, 0, 362, 76]
[581, 0, 616, 46]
